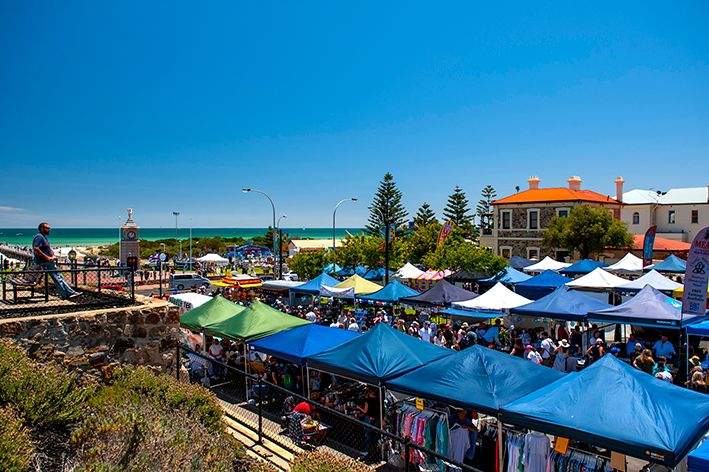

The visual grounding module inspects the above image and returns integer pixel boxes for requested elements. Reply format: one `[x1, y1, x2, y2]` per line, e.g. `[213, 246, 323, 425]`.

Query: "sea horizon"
[0, 227, 364, 247]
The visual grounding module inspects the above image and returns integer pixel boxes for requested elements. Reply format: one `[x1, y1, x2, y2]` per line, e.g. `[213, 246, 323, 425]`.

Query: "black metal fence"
[0, 263, 136, 317]
[177, 345, 481, 471]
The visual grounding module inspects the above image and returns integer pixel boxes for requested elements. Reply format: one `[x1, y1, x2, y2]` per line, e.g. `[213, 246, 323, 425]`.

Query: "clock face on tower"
[125, 230, 137, 241]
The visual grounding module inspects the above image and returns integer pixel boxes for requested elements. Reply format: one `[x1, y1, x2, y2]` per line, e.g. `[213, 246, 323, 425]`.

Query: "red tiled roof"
[632, 234, 691, 251]
[492, 188, 620, 205]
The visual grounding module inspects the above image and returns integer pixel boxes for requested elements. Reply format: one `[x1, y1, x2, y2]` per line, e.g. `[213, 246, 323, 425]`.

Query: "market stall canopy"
[515, 270, 573, 300]
[687, 319, 709, 336]
[645, 254, 687, 274]
[502, 354, 709, 467]
[358, 280, 420, 304]
[453, 282, 532, 311]
[290, 272, 340, 295]
[416, 269, 454, 281]
[306, 323, 453, 385]
[363, 267, 395, 281]
[673, 283, 709, 298]
[322, 262, 343, 275]
[169, 292, 212, 311]
[437, 307, 495, 321]
[688, 440, 709, 472]
[508, 256, 534, 270]
[337, 265, 368, 278]
[196, 253, 230, 264]
[606, 252, 643, 273]
[446, 270, 492, 283]
[399, 279, 478, 307]
[588, 284, 705, 329]
[319, 285, 355, 299]
[386, 345, 563, 416]
[565, 268, 628, 290]
[55, 247, 87, 258]
[522, 256, 571, 273]
[480, 267, 532, 285]
[394, 262, 426, 279]
[180, 294, 246, 332]
[509, 286, 611, 322]
[205, 300, 310, 341]
[249, 324, 359, 365]
[334, 274, 382, 295]
[616, 270, 683, 293]
[560, 259, 609, 276]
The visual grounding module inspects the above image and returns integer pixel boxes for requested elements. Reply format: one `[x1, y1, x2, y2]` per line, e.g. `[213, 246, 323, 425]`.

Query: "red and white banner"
[682, 226, 709, 316]
[437, 221, 455, 246]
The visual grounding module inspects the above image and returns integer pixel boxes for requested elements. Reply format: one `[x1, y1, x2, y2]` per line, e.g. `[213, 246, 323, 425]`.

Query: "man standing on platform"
[33, 222, 81, 300]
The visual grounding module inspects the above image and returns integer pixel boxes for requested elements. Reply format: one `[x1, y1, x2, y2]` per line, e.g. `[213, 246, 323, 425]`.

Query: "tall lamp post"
[277, 214, 287, 278]
[173, 211, 181, 261]
[373, 208, 390, 285]
[242, 188, 278, 279]
[332, 198, 358, 250]
[189, 218, 193, 271]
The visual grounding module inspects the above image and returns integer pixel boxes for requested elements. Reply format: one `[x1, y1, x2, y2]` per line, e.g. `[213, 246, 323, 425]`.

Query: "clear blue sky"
[1, 1, 708, 228]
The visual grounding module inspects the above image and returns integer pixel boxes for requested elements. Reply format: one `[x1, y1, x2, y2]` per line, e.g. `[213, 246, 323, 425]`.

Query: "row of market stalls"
[174, 293, 709, 468]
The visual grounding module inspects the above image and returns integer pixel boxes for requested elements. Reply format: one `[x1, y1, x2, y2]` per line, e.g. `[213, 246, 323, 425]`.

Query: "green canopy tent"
[180, 294, 246, 333]
[206, 299, 311, 342]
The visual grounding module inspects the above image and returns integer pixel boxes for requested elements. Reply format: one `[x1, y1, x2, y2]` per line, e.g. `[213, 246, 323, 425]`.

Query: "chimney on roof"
[567, 176, 582, 191]
[615, 176, 624, 203]
[528, 176, 541, 190]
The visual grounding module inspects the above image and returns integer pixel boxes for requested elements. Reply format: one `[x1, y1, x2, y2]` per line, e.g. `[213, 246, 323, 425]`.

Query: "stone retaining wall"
[0, 295, 179, 380]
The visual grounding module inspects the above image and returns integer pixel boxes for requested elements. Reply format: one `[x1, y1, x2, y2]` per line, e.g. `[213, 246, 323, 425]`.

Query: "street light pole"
[242, 188, 278, 278]
[189, 218, 193, 271]
[333, 198, 358, 250]
[277, 214, 287, 278]
[173, 211, 181, 261]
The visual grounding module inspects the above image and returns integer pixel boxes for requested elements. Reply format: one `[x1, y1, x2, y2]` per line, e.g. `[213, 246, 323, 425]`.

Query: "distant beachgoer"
[33, 223, 81, 300]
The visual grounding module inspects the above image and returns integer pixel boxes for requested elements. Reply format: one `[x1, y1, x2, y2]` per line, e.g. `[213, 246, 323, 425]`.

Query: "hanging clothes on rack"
[448, 423, 471, 463]
[523, 431, 551, 472]
[507, 431, 525, 472]
[546, 448, 612, 472]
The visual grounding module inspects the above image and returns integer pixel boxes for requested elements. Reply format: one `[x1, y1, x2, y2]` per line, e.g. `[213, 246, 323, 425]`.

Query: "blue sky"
[1, 1, 708, 228]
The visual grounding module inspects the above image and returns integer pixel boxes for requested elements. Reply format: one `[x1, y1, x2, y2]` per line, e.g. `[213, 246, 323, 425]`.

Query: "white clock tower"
[119, 208, 140, 268]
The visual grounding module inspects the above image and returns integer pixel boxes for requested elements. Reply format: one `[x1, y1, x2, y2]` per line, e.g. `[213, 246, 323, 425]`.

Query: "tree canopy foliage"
[366, 172, 409, 236]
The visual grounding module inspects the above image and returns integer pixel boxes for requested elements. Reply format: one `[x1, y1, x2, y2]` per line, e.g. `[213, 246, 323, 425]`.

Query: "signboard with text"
[682, 226, 709, 316]
[642, 226, 656, 268]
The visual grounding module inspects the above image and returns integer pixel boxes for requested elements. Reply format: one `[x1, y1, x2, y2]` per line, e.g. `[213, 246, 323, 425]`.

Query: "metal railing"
[177, 345, 481, 471]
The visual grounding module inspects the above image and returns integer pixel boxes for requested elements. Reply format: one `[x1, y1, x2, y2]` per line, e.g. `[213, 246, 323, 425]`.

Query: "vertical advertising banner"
[642, 226, 657, 268]
[682, 226, 709, 316]
[437, 221, 455, 247]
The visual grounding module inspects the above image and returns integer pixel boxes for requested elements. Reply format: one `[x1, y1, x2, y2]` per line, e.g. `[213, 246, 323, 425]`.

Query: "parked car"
[168, 273, 211, 291]
[282, 271, 299, 282]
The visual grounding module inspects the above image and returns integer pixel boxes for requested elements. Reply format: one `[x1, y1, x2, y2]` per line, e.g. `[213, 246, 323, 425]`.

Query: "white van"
[169, 273, 211, 291]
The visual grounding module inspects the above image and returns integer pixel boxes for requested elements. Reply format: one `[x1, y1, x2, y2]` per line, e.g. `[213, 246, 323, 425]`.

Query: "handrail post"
[257, 374, 263, 444]
[44, 271, 49, 302]
[404, 436, 411, 471]
[97, 268, 101, 294]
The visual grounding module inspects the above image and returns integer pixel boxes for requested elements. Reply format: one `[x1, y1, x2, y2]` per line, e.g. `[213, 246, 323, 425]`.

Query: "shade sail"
[399, 279, 478, 307]
[322, 262, 343, 274]
[453, 282, 531, 311]
[249, 324, 359, 365]
[509, 286, 612, 322]
[560, 259, 609, 275]
[523, 256, 571, 273]
[446, 270, 492, 282]
[502, 354, 709, 466]
[386, 345, 563, 416]
[565, 268, 628, 290]
[394, 262, 426, 279]
[515, 270, 573, 300]
[588, 284, 705, 328]
[480, 266, 532, 285]
[205, 300, 310, 341]
[617, 270, 683, 293]
[180, 295, 246, 332]
[334, 274, 382, 295]
[196, 253, 229, 263]
[606, 252, 643, 273]
[290, 272, 340, 295]
[508, 256, 534, 270]
[359, 280, 420, 304]
[306, 323, 453, 385]
[646, 254, 687, 274]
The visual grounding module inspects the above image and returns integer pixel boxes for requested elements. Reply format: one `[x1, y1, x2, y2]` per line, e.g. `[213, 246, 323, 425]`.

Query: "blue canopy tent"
[689, 440, 709, 472]
[249, 324, 359, 365]
[322, 262, 343, 275]
[399, 279, 478, 307]
[479, 266, 531, 286]
[502, 355, 709, 466]
[306, 323, 453, 386]
[438, 307, 496, 321]
[509, 286, 612, 322]
[290, 272, 340, 295]
[358, 279, 420, 304]
[647, 254, 687, 274]
[687, 320, 709, 336]
[508, 256, 533, 270]
[514, 270, 572, 300]
[560, 259, 609, 276]
[588, 284, 706, 329]
[386, 344, 563, 416]
[363, 267, 395, 281]
[336, 265, 368, 277]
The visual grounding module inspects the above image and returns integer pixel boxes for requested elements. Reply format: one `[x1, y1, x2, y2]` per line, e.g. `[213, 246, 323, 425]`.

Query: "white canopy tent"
[617, 270, 683, 292]
[453, 282, 532, 311]
[565, 268, 628, 290]
[319, 285, 356, 299]
[54, 247, 87, 259]
[606, 253, 643, 273]
[522, 256, 571, 273]
[196, 253, 230, 264]
[394, 262, 426, 279]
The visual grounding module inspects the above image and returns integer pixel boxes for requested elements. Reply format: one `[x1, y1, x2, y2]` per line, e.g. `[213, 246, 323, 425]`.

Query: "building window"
[557, 208, 569, 218]
[500, 247, 512, 258]
[668, 210, 676, 224]
[501, 210, 512, 230]
[527, 247, 540, 260]
[632, 212, 640, 225]
[528, 209, 540, 230]
[692, 210, 699, 224]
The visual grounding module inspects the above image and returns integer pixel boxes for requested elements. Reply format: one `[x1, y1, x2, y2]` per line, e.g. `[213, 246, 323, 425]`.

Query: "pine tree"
[476, 185, 497, 234]
[414, 202, 438, 227]
[366, 172, 409, 235]
[443, 186, 472, 226]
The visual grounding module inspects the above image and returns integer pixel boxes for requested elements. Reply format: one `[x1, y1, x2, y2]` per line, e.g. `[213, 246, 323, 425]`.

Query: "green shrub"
[291, 450, 373, 472]
[0, 406, 35, 472]
[0, 341, 90, 428]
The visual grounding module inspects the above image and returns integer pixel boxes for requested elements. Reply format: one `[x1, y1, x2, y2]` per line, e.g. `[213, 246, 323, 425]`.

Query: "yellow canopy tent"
[673, 283, 709, 299]
[335, 274, 382, 295]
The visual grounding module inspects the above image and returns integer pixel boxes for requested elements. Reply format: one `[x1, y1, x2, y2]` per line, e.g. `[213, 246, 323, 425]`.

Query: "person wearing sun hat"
[552, 339, 577, 373]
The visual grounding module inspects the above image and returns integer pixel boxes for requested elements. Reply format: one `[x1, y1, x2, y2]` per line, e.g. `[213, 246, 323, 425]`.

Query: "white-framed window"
[556, 208, 570, 218]
[632, 212, 640, 225]
[527, 209, 540, 230]
[668, 210, 676, 224]
[527, 247, 540, 260]
[500, 246, 512, 258]
[501, 210, 512, 230]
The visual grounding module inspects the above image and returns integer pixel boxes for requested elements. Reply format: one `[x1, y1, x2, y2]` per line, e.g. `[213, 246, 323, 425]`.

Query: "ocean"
[0, 228, 364, 247]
